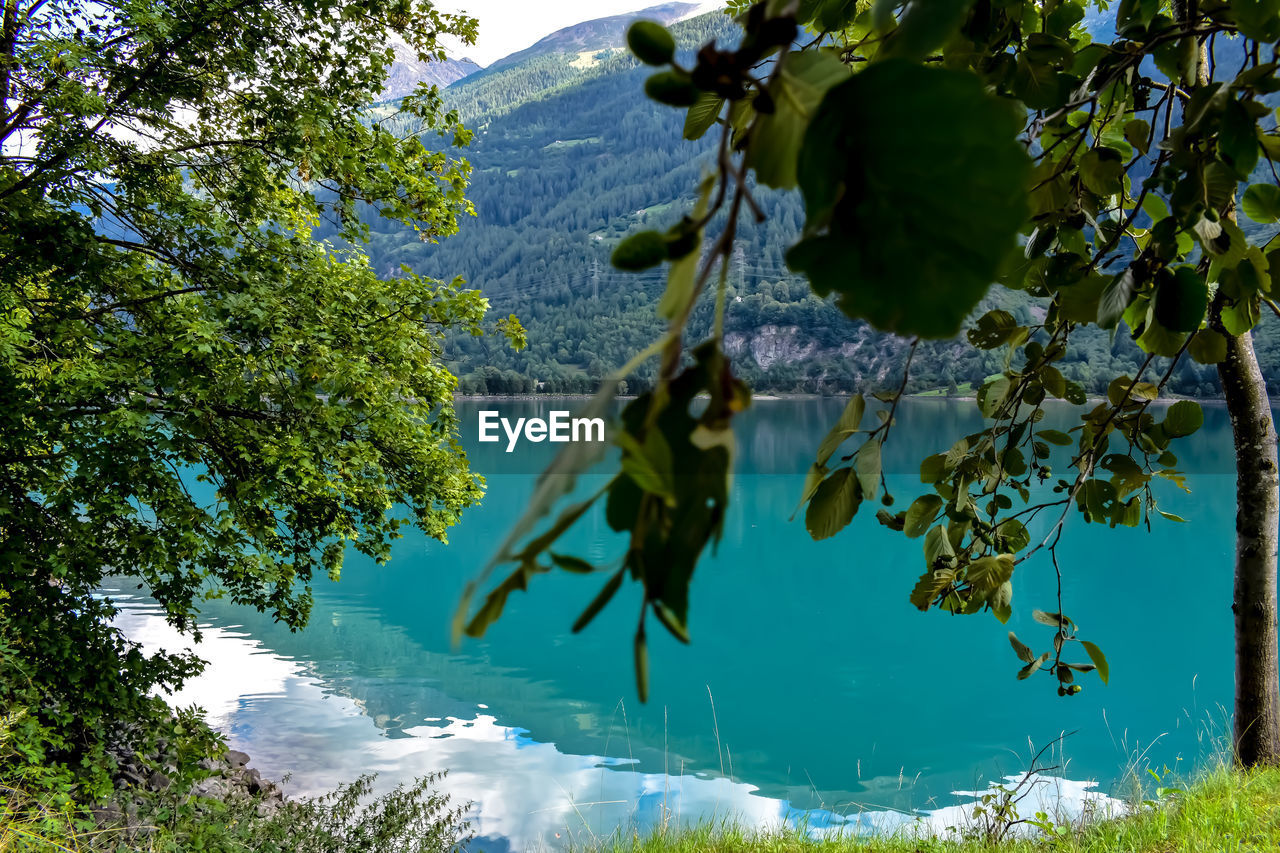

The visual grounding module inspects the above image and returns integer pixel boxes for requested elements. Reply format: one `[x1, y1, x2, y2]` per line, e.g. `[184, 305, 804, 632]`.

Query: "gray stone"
[243, 768, 265, 794]
[91, 803, 123, 826]
[116, 768, 145, 787]
[225, 749, 250, 768]
[193, 778, 232, 799]
[147, 770, 173, 792]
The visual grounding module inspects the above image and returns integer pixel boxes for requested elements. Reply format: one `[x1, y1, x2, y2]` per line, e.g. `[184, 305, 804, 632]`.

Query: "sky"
[441, 0, 720, 66]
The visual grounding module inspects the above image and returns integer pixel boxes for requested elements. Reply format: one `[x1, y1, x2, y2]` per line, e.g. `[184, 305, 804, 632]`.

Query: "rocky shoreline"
[93, 740, 286, 834]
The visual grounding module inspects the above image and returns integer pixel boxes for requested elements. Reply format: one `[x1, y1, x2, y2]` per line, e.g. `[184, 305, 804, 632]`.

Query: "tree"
[0, 0, 514, 792]
[458, 0, 1280, 767]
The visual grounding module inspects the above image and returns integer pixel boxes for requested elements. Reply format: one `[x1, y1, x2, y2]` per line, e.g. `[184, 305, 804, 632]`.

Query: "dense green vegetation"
[0, 763, 470, 852]
[0, 0, 503, 839]
[339, 12, 1280, 397]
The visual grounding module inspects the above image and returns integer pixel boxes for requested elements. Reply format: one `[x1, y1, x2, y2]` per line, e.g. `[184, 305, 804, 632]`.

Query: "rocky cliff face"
[724, 324, 911, 382]
[724, 325, 817, 370]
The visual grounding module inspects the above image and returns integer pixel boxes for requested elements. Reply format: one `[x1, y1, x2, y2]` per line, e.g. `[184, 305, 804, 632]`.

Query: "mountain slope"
[483, 2, 709, 74]
[337, 12, 1279, 398]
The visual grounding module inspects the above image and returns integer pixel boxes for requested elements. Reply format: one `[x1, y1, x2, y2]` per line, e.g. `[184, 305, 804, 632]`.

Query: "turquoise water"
[109, 398, 1248, 850]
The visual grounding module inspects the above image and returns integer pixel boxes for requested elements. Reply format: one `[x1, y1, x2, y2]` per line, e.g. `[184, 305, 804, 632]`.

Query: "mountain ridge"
[479, 2, 714, 76]
[381, 39, 482, 99]
[346, 10, 1279, 398]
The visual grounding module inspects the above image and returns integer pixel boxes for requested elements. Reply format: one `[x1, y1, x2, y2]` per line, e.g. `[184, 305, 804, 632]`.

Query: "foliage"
[0, 0, 511, 794]
[456, 0, 1280, 722]
[0, 769, 471, 853]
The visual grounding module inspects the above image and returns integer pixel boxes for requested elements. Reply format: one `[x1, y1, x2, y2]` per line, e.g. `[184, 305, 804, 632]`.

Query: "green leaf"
[1242, 184, 1280, 224]
[1164, 400, 1204, 438]
[747, 51, 848, 189]
[1142, 194, 1170, 222]
[1080, 640, 1110, 684]
[995, 518, 1031, 553]
[627, 20, 676, 66]
[1098, 269, 1136, 329]
[1154, 267, 1208, 333]
[656, 178, 712, 318]
[991, 582, 1013, 624]
[1018, 651, 1051, 680]
[968, 309, 1022, 349]
[1013, 54, 1070, 111]
[967, 554, 1015, 593]
[652, 600, 691, 643]
[634, 630, 649, 703]
[1124, 119, 1151, 155]
[684, 92, 725, 141]
[1039, 429, 1073, 446]
[612, 231, 668, 271]
[617, 429, 676, 501]
[1153, 37, 1197, 85]
[1009, 631, 1035, 664]
[920, 453, 948, 483]
[1055, 273, 1108, 323]
[1032, 609, 1072, 628]
[789, 60, 1031, 339]
[805, 467, 862, 540]
[1221, 98, 1261, 179]
[465, 563, 541, 638]
[572, 568, 626, 633]
[792, 462, 829, 520]
[1079, 147, 1125, 197]
[644, 70, 701, 107]
[1113, 495, 1142, 527]
[1221, 293, 1262, 336]
[978, 375, 1012, 418]
[878, 0, 973, 62]
[855, 439, 882, 500]
[1203, 160, 1239, 211]
[550, 553, 595, 573]
[924, 523, 956, 565]
[1189, 328, 1229, 364]
[816, 394, 865, 466]
[909, 566, 955, 611]
[904, 494, 943, 538]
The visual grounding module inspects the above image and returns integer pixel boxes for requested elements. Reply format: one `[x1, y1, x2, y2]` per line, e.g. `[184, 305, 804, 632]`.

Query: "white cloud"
[114, 598, 1125, 850]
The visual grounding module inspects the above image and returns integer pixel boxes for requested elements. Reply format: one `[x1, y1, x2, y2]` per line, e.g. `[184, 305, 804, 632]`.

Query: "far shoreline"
[453, 392, 1232, 405]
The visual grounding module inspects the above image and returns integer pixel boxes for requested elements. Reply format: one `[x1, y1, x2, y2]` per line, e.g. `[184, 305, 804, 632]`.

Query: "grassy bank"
[585, 766, 1280, 853]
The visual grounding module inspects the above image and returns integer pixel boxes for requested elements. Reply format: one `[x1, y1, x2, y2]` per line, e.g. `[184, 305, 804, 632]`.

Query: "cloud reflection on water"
[112, 598, 1121, 851]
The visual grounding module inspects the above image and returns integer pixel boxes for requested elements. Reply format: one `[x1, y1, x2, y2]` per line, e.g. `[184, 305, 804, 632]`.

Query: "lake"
[107, 397, 1246, 851]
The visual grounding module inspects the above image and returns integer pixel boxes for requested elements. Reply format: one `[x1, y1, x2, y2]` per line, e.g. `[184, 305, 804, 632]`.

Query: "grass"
[915, 383, 974, 398]
[581, 764, 1280, 853]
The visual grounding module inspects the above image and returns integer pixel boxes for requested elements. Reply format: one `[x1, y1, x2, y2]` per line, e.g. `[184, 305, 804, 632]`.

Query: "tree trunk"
[1216, 327, 1280, 766]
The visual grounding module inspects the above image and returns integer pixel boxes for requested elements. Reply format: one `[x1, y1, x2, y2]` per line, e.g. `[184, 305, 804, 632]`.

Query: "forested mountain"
[337, 9, 1280, 398]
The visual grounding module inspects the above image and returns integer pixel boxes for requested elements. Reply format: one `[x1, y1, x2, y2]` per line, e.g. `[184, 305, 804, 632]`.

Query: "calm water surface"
[109, 398, 1251, 850]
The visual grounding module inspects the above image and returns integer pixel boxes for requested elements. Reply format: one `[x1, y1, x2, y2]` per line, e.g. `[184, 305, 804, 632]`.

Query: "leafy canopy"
[0, 0, 513, 791]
